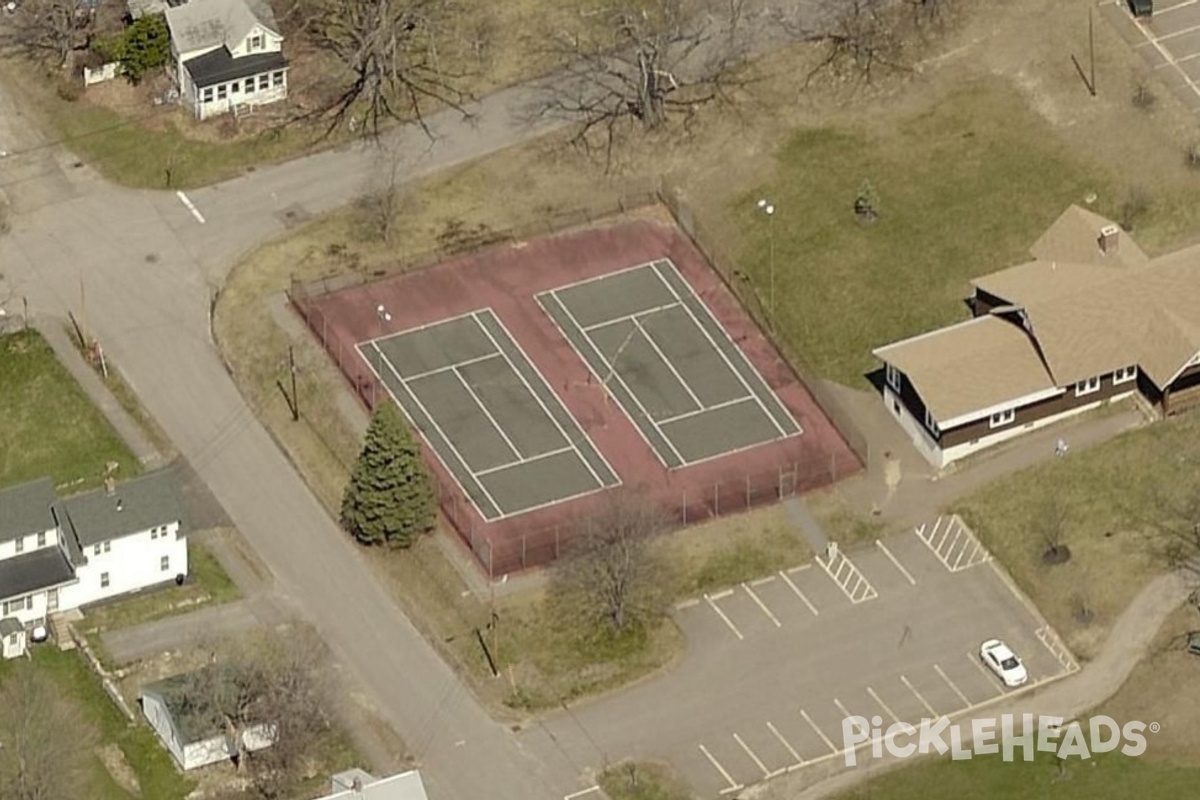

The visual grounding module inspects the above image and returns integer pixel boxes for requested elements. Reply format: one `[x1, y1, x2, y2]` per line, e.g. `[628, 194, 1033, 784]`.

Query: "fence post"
[747, 474, 752, 506]
[681, 489, 687, 526]
[522, 533, 527, 569]
[713, 482, 719, 517]
[554, 526, 560, 560]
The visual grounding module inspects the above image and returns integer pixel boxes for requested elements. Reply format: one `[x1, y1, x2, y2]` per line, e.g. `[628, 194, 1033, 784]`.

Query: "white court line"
[779, 570, 818, 616]
[875, 539, 916, 585]
[473, 446, 577, 477]
[734, 733, 772, 778]
[658, 395, 755, 425]
[900, 675, 938, 718]
[933, 663, 971, 708]
[750, 575, 777, 587]
[705, 594, 744, 640]
[371, 345, 505, 519]
[801, 710, 837, 753]
[651, 259, 802, 437]
[698, 744, 743, 794]
[402, 351, 501, 382]
[360, 308, 480, 349]
[450, 366, 522, 459]
[536, 258, 666, 296]
[544, 294, 687, 467]
[767, 721, 803, 764]
[580, 301, 682, 332]
[175, 190, 205, 223]
[742, 583, 782, 627]
[866, 687, 901, 726]
[564, 787, 602, 800]
[631, 313, 705, 410]
[968, 652, 1007, 696]
[471, 310, 614, 488]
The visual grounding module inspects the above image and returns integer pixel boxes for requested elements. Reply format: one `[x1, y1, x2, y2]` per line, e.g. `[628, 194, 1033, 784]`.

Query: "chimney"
[1098, 224, 1120, 255]
[104, 476, 116, 495]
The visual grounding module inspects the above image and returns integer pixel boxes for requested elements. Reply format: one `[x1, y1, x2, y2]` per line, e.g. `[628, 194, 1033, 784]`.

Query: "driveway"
[530, 522, 1077, 799]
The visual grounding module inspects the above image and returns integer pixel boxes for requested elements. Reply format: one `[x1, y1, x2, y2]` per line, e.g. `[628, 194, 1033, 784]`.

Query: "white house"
[141, 666, 276, 771]
[164, 0, 288, 120]
[319, 768, 430, 800]
[0, 469, 187, 658]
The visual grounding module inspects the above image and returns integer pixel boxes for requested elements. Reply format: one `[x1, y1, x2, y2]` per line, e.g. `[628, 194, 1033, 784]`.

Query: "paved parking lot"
[1105, 0, 1200, 112]
[544, 516, 1077, 800]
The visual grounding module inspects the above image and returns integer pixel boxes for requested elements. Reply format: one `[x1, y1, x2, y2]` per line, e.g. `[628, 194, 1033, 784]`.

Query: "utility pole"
[1089, 7, 1096, 98]
[288, 346, 299, 421]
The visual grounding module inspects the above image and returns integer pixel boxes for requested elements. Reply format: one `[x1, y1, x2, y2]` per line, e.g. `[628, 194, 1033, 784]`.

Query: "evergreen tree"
[341, 402, 436, 547]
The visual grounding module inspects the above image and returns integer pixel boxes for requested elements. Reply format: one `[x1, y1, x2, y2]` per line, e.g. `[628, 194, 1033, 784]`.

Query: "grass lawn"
[80, 542, 241, 634]
[0, 330, 140, 491]
[735, 78, 1119, 387]
[0, 647, 194, 800]
[950, 411, 1190, 660]
[600, 761, 693, 800]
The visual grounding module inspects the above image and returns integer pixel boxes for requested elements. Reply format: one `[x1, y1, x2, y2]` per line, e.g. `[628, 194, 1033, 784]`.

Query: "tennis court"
[537, 260, 802, 470]
[360, 309, 620, 521]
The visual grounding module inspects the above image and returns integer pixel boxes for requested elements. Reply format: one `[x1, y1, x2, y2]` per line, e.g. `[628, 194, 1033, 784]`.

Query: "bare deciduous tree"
[355, 139, 425, 243]
[0, 668, 98, 800]
[303, 0, 473, 139]
[3, 0, 118, 68]
[187, 629, 332, 798]
[1147, 471, 1200, 580]
[551, 491, 676, 635]
[1038, 494, 1072, 565]
[535, 0, 748, 169]
[805, 0, 908, 86]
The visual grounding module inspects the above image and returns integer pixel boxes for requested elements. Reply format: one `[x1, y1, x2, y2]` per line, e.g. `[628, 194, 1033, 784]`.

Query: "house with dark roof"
[0, 468, 187, 658]
[164, 0, 288, 120]
[140, 665, 276, 770]
[873, 205, 1200, 468]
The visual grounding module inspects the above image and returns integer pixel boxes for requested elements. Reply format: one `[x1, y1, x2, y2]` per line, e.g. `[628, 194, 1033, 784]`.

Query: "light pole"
[756, 198, 777, 329]
[374, 304, 391, 409]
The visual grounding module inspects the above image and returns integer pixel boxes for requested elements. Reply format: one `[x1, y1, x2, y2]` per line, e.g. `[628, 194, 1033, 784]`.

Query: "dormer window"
[886, 363, 901, 392]
[249, 33, 264, 51]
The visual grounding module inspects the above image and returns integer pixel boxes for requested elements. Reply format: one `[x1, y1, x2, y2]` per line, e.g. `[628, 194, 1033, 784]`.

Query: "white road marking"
[175, 191, 206, 224]
[709, 588, 735, 601]
[698, 744, 742, 793]
[767, 721, 803, 764]
[933, 663, 971, 707]
[968, 651, 1007, 696]
[779, 570, 818, 616]
[875, 539, 916, 585]
[750, 575, 777, 587]
[801, 709, 837, 753]
[900, 674, 938, 718]
[564, 787, 602, 800]
[743, 583, 782, 627]
[787, 563, 813, 573]
[705, 594, 744, 640]
[675, 598, 701, 610]
[866, 687, 901, 726]
[833, 698, 853, 720]
[734, 733, 772, 778]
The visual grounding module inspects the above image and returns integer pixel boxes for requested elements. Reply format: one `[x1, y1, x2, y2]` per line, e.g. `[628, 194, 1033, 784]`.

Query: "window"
[3, 597, 31, 616]
[1074, 376, 1100, 397]
[36, 531, 45, 547]
[93, 544, 101, 556]
[150, 527, 157, 540]
[258, 74, 269, 90]
[886, 363, 901, 392]
[14, 536, 23, 554]
[1113, 365, 1137, 385]
[100, 573, 110, 589]
[102, 541, 111, 554]
[202, 87, 214, 103]
[217, 84, 227, 101]
[161, 555, 170, 572]
[249, 33, 264, 51]
[244, 78, 255, 94]
[272, 71, 284, 88]
[989, 409, 1015, 428]
[924, 408, 940, 437]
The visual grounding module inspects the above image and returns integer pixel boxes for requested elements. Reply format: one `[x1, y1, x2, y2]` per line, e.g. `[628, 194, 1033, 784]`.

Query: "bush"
[56, 80, 83, 103]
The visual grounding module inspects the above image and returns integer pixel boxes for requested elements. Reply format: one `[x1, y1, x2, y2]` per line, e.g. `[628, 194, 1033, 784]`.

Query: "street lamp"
[374, 304, 391, 409]
[756, 198, 777, 328]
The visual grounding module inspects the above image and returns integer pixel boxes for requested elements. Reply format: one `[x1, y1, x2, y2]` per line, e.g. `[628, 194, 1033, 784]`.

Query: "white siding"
[2, 629, 26, 660]
[182, 723, 275, 770]
[0, 590, 51, 627]
[228, 25, 282, 57]
[60, 524, 188, 610]
[142, 692, 186, 767]
[0, 526, 58, 561]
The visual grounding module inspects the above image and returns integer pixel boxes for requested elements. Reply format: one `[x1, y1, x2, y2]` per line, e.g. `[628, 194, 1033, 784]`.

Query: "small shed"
[0, 617, 26, 660]
[321, 768, 430, 800]
[140, 668, 275, 771]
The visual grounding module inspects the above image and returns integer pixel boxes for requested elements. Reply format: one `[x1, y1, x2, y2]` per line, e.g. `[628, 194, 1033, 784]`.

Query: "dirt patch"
[97, 743, 141, 796]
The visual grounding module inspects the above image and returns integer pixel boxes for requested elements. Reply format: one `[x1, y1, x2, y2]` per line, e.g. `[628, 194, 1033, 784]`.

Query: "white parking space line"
[750, 575, 777, 587]
[564, 787, 602, 800]
[705, 594, 744, 640]
[786, 563, 812, 573]
[900, 675, 938, 718]
[875, 539, 916, 585]
[733, 733, 772, 778]
[767, 721, 803, 765]
[801, 709, 838, 753]
[833, 698, 853, 720]
[778, 570, 819, 616]
[866, 687, 900, 725]
[933, 663, 971, 707]
[698, 744, 743, 794]
[968, 652, 1007, 696]
[675, 598, 701, 610]
[709, 588, 735, 601]
[742, 583, 782, 627]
